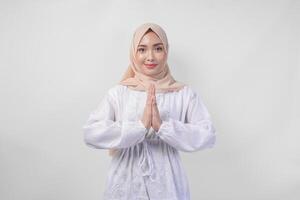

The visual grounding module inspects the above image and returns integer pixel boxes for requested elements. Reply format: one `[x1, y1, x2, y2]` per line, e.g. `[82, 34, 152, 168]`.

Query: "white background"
[0, 0, 299, 199]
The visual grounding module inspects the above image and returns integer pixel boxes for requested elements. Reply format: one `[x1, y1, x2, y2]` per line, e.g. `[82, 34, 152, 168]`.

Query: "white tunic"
[83, 84, 216, 200]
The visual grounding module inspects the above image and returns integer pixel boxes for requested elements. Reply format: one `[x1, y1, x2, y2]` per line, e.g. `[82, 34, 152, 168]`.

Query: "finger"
[153, 85, 155, 93]
[149, 84, 152, 94]
[152, 84, 155, 97]
[151, 98, 155, 118]
[153, 96, 159, 112]
[152, 96, 157, 109]
[147, 86, 152, 104]
[152, 105, 159, 122]
[147, 88, 153, 110]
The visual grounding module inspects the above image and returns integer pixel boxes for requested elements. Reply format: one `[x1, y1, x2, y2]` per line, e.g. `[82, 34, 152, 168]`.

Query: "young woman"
[83, 23, 216, 200]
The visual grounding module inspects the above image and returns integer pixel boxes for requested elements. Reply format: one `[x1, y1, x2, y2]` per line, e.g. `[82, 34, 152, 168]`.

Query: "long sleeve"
[156, 91, 216, 152]
[83, 91, 148, 149]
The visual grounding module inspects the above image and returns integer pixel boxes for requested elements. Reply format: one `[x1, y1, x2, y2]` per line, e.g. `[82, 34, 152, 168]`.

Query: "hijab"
[119, 23, 186, 93]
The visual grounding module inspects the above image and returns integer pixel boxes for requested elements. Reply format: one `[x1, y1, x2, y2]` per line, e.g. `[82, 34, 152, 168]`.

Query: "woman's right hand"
[141, 84, 153, 129]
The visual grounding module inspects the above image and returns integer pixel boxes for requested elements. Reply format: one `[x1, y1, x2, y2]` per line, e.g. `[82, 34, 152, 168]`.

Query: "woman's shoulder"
[177, 84, 199, 99]
[106, 84, 127, 97]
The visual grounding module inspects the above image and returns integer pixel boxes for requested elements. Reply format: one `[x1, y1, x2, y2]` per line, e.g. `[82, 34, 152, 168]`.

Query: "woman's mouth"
[144, 63, 158, 69]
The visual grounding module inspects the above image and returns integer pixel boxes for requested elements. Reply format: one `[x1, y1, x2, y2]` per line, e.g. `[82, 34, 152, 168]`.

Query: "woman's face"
[135, 31, 167, 76]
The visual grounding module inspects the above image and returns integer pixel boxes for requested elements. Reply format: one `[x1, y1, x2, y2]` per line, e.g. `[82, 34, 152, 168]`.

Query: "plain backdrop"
[0, 0, 299, 199]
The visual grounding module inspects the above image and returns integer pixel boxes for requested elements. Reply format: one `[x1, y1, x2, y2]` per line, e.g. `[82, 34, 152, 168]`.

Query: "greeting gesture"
[141, 83, 162, 131]
[141, 84, 153, 129]
[109, 84, 162, 156]
[150, 84, 162, 132]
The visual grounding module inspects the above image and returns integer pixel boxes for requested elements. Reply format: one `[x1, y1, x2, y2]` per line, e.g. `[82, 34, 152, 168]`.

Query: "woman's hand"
[151, 85, 162, 132]
[109, 84, 161, 156]
[141, 84, 153, 129]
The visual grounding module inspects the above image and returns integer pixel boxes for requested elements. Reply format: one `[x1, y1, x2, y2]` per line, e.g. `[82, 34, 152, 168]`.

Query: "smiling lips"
[144, 63, 158, 69]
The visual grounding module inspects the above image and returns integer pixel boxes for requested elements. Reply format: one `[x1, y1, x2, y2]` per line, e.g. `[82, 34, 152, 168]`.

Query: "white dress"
[83, 84, 216, 200]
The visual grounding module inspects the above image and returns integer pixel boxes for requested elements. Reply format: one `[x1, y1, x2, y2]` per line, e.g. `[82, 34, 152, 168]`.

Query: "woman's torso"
[103, 84, 194, 200]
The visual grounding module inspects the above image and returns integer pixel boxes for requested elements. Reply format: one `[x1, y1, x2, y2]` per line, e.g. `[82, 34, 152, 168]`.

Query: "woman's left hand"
[151, 84, 162, 132]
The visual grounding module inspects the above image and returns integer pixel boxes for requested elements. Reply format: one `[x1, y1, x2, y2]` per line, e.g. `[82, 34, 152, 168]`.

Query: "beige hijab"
[119, 22, 186, 93]
[109, 23, 185, 156]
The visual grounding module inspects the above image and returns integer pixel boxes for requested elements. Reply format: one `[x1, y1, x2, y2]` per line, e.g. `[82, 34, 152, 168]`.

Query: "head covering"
[119, 23, 186, 93]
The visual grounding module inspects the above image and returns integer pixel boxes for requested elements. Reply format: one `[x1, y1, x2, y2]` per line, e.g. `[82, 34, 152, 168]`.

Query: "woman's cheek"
[158, 53, 167, 62]
[136, 57, 144, 66]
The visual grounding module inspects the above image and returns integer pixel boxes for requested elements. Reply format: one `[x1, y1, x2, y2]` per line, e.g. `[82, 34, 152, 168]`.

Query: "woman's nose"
[146, 51, 154, 62]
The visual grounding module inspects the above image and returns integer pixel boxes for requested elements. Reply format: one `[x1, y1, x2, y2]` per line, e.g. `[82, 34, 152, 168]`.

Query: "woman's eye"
[137, 48, 145, 53]
[155, 47, 163, 51]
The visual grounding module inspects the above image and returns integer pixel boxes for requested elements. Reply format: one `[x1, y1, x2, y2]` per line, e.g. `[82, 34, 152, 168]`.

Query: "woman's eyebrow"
[138, 43, 163, 47]
[153, 43, 163, 46]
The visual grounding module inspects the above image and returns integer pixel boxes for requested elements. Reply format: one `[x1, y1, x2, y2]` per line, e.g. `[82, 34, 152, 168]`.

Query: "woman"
[83, 23, 216, 200]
